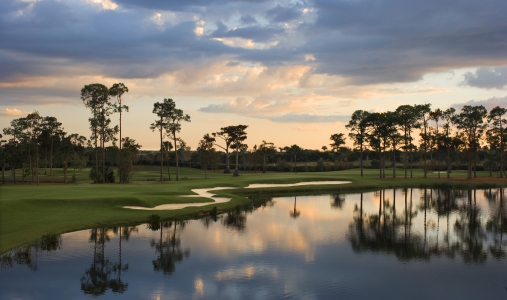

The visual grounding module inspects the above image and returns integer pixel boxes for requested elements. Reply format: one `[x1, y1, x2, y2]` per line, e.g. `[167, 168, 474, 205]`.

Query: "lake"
[1, 188, 506, 299]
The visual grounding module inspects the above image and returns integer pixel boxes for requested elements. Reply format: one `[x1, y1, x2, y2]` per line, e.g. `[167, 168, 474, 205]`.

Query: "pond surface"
[2, 188, 507, 299]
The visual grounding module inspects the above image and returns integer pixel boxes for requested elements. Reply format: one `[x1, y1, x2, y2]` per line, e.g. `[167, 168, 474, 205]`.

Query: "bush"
[316, 158, 324, 172]
[89, 166, 115, 183]
[277, 160, 290, 172]
[370, 160, 380, 169]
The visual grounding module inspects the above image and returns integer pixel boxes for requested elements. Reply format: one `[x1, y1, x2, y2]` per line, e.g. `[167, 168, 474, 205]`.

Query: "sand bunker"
[123, 181, 350, 211]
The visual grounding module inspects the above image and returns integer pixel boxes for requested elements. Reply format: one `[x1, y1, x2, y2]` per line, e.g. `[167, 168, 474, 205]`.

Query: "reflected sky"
[2, 188, 507, 299]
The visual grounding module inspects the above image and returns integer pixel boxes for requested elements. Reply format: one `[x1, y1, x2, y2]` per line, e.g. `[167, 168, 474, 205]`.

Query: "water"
[2, 188, 507, 299]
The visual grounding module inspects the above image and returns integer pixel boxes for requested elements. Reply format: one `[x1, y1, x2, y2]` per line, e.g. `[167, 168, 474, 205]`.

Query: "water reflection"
[80, 226, 137, 295]
[149, 220, 190, 275]
[1, 233, 62, 271]
[2, 188, 507, 299]
[347, 188, 507, 264]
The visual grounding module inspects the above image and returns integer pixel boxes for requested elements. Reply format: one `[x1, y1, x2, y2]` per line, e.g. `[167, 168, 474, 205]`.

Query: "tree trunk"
[159, 125, 163, 182]
[102, 136, 106, 183]
[392, 143, 396, 178]
[1, 162, 4, 184]
[36, 142, 39, 185]
[94, 117, 99, 184]
[294, 154, 297, 174]
[223, 150, 231, 173]
[63, 160, 68, 184]
[233, 149, 239, 177]
[50, 138, 54, 176]
[360, 145, 363, 177]
[166, 150, 171, 181]
[173, 133, 179, 181]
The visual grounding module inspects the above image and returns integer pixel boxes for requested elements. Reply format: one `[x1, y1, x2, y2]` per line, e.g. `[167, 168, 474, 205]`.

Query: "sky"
[1, 0, 507, 150]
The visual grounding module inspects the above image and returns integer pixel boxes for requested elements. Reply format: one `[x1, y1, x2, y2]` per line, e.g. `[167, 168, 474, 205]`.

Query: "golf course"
[1, 166, 505, 254]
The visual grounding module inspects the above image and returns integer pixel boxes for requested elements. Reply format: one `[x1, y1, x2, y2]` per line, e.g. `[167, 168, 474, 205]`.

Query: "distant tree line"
[1, 86, 505, 183]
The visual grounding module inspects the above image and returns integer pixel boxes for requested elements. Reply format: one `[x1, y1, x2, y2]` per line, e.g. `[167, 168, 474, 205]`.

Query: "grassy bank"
[1, 166, 506, 253]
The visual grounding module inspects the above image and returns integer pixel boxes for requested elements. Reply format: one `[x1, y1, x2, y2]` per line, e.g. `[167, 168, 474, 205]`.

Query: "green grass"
[1, 166, 506, 253]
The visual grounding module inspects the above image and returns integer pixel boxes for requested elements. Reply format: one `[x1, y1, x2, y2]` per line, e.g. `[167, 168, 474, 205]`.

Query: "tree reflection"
[149, 220, 190, 275]
[0, 233, 62, 271]
[486, 188, 507, 259]
[290, 196, 300, 219]
[348, 188, 507, 263]
[80, 226, 132, 295]
[330, 194, 346, 209]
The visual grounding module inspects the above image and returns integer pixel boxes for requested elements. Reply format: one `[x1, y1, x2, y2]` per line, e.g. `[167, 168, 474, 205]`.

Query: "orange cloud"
[1, 108, 26, 117]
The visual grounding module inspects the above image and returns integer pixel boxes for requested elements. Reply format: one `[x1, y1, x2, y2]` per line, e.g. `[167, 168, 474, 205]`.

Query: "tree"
[364, 112, 386, 178]
[166, 100, 191, 181]
[109, 83, 129, 151]
[487, 106, 507, 178]
[81, 84, 109, 183]
[288, 144, 302, 174]
[162, 141, 173, 181]
[329, 133, 346, 151]
[25, 112, 43, 185]
[196, 134, 216, 179]
[150, 99, 173, 182]
[429, 109, 443, 178]
[416, 104, 432, 178]
[346, 110, 370, 176]
[213, 126, 239, 174]
[0, 134, 6, 184]
[118, 137, 141, 183]
[455, 105, 488, 179]
[441, 108, 456, 178]
[229, 125, 248, 177]
[386, 112, 402, 178]
[258, 141, 276, 173]
[42, 116, 64, 176]
[395, 105, 420, 178]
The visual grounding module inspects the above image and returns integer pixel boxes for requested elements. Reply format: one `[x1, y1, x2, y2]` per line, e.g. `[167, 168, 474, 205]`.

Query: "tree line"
[1, 83, 506, 183]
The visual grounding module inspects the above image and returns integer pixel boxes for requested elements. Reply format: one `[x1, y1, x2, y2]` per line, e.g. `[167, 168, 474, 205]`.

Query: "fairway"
[1, 166, 506, 254]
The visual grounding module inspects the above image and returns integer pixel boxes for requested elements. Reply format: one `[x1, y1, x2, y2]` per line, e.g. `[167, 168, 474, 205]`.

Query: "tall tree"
[395, 105, 420, 178]
[429, 109, 443, 178]
[42, 116, 64, 176]
[196, 134, 216, 179]
[3, 119, 24, 183]
[258, 140, 276, 173]
[162, 141, 173, 181]
[118, 137, 141, 183]
[166, 100, 191, 181]
[288, 144, 302, 174]
[455, 105, 488, 179]
[441, 108, 456, 178]
[150, 99, 172, 182]
[416, 104, 432, 178]
[346, 110, 370, 176]
[487, 106, 507, 178]
[0, 134, 5, 184]
[213, 126, 238, 174]
[364, 112, 386, 178]
[229, 125, 248, 177]
[109, 83, 129, 151]
[386, 112, 402, 178]
[81, 84, 109, 183]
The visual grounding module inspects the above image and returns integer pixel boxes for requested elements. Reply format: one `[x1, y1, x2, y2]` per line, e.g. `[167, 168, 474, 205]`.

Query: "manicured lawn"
[1, 166, 505, 253]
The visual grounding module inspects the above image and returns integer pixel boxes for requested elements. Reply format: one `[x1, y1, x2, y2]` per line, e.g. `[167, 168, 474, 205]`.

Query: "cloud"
[266, 4, 303, 23]
[240, 15, 257, 25]
[461, 66, 507, 89]
[198, 97, 349, 123]
[0, 108, 28, 117]
[451, 95, 507, 112]
[1, 0, 507, 111]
